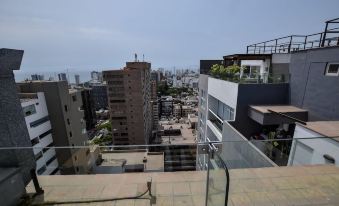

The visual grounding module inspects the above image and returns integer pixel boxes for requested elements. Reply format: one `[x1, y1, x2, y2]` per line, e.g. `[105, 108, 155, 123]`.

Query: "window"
[23, 104, 36, 117]
[39, 129, 52, 139]
[72, 95, 77, 101]
[110, 100, 125, 103]
[46, 156, 57, 165]
[67, 118, 70, 125]
[50, 168, 59, 175]
[64, 105, 68, 112]
[325, 63, 339, 76]
[111, 116, 127, 120]
[35, 151, 43, 160]
[43, 142, 54, 153]
[30, 116, 49, 127]
[69, 131, 72, 137]
[31, 137, 39, 146]
[37, 165, 47, 175]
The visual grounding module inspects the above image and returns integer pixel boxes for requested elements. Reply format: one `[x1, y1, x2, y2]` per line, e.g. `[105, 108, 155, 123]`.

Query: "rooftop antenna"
[134, 53, 137, 62]
[142, 54, 145, 62]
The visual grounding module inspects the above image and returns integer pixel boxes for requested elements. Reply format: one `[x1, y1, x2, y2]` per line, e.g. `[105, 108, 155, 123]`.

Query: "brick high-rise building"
[103, 62, 152, 145]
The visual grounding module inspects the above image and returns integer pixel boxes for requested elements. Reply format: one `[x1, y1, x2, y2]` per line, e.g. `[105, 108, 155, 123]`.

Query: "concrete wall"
[271, 53, 291, 78]
[207, 77, 238, 110]
[289, 47, 339, 120]
[0, 49, 35, 185]
[232, 83, 289, 138]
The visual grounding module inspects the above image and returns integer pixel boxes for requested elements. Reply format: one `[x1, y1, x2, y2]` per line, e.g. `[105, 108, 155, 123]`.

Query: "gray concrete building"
[17, 81, 90, 175]
[103, 61, 152, 145]
[289, 46, 339, 121]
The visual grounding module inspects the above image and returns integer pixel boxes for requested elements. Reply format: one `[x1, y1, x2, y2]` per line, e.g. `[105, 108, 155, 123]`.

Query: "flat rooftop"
[161, 122, 197, 144]
[301, 121, 339, 139]
[250, 105, 307, 114]
[27, 165, 339, 206]
[101, 151, 164, 171]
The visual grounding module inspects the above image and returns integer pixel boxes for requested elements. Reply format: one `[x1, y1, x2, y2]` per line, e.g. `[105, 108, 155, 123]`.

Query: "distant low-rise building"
[173, 104, 194, 118]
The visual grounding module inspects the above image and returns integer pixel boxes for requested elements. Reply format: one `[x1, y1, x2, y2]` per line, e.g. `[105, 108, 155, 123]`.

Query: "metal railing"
[247, 18, 339, 54]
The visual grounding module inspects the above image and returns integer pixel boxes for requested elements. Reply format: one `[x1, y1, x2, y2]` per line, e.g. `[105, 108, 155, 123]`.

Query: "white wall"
[272, 53, 291, 64]
[207, 77, 238, 109]
[241, 60, 269, 75]
[21, 92, 59, 175]
[288, 124, 339, 166]
[22, 93, 51, 140]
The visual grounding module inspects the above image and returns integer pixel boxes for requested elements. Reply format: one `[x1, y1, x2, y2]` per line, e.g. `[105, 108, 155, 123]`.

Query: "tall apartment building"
[20, 92, 59, 175]
[58, 73, 67, 81]
[103, 62, 152, 145]
[17, 81, 90, 174]
[74, 74, 80, 85]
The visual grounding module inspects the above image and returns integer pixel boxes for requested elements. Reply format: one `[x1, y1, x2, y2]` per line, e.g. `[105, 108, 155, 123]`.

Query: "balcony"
[208, 110, 223, 132]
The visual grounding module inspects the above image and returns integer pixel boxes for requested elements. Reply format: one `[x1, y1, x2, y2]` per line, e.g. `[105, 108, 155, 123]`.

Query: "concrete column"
[0, 48, 36, 185]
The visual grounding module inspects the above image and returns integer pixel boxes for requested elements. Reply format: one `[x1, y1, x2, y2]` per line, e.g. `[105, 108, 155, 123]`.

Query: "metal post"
[254, 45, 256, 54]
[288, 36, 293, 53]
[319, 33, 323, 47]
[263, 43, 266, 54]
[321, 23, 328, 47]
[246, 46, 249, 54]
[30, 169, 44, 195]
[303, 36, 307, 50]
[275, 39, 277, 53]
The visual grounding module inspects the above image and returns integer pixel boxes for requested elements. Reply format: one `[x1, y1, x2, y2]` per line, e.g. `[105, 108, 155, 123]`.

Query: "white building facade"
[21, 92, 59, 175]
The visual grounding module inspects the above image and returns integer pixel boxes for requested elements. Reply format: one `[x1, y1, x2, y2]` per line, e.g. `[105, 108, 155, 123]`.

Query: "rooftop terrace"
[26, 165, 339, 206]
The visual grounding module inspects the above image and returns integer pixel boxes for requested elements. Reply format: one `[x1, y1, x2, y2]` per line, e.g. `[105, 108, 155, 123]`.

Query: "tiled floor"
[26, 165, 339, 206]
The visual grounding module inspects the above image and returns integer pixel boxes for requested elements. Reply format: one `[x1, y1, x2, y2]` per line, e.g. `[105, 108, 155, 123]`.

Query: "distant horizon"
[14, 64, 199, 83]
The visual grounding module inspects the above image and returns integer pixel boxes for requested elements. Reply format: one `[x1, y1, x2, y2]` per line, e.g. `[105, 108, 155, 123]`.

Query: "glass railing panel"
[206, 145, 229, 206]
[212, 137, 339, 206]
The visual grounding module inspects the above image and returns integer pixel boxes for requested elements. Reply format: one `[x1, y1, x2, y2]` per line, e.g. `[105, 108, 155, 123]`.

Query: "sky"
[1, 0, 339, 81]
